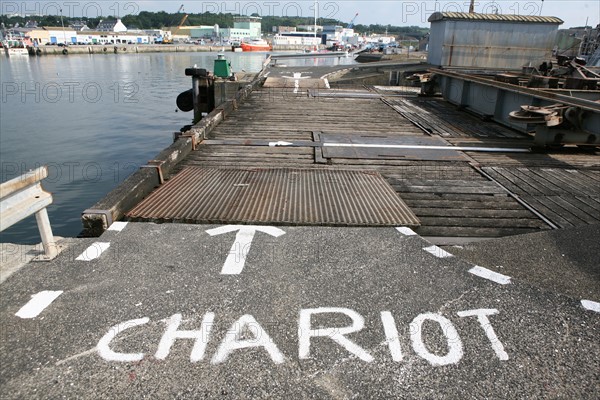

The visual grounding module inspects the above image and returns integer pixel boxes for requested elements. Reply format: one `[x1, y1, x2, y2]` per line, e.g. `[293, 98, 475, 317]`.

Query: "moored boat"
[240, 39, 272, 52]
[3, 35, 31, 57]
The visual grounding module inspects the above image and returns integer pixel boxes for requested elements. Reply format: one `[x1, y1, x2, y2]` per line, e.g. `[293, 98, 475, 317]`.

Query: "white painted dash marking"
[423, 245, 453, 258]
[293, 72, 301, 94]
[15, 290, 63, 319]
[469, 266, 511, 285]
[581, 300, 600, 313]
[268, 141, 293, 147]
[107, 221, 128, 232]
[76, 242, 111, 261]
[395, 227, 417, 236]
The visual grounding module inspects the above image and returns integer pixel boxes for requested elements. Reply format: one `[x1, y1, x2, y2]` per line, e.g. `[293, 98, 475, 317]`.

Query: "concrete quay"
[33, 43, 235, 56]
[1, 222, 599, 398]
[32, 43, 331, 56]
[1, 61, 599, 398]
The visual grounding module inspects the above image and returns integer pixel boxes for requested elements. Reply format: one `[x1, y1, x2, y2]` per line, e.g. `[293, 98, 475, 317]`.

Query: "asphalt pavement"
[1, 222, 599, 398]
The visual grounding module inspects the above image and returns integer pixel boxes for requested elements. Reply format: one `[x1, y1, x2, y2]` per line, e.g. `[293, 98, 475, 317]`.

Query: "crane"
[347, 13, 359, 29]
[161, 4, 188, 44]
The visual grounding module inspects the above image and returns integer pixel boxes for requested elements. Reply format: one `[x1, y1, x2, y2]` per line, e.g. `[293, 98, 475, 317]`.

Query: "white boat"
[3, 36, 30, 57]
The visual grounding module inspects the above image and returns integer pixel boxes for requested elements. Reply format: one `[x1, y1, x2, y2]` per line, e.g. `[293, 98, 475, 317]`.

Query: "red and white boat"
[241, 39, 272, 52]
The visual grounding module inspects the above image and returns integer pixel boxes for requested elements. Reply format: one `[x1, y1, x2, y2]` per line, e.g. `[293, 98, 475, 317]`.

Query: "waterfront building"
[95, 19, 127, 33]
[28, 27, 77, 45]
[190, 17, 264, 43]
[233, 16, 262, 38]
[272, 32, 321, 46]
[25, 28, 150, 44]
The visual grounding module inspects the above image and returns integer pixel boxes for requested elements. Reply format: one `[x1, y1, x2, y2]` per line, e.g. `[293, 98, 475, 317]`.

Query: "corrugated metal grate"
[126, 167, 420, 227]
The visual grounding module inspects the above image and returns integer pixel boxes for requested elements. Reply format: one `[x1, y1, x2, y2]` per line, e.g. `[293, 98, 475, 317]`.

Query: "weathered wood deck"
[143, 80, 599, 242]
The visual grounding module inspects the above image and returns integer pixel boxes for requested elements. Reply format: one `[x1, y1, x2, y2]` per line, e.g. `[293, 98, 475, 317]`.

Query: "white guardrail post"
[0, 166, 60, 260]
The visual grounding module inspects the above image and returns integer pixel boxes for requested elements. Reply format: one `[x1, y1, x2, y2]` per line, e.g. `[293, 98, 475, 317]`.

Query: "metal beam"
[431, 69, 600, 113]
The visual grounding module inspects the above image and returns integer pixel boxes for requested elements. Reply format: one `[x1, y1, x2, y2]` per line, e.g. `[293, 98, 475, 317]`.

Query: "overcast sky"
[4, 1, 598, 28]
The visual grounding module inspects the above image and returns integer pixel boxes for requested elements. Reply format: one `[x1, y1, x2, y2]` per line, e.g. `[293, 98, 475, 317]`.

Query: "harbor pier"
[1, 58, 599, 397]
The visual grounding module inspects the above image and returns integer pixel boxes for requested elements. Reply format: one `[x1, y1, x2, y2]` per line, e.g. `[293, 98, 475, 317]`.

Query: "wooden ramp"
[155, 84, 599, 241]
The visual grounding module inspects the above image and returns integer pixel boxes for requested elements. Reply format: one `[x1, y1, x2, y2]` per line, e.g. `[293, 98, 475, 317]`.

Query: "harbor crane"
[348, 13, 359, 29]
[161, 4, 188, 44]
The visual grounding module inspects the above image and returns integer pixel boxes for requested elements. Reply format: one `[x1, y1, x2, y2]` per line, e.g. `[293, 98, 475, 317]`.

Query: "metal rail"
[0, 166, 60, 260]
[432, 69, 600, 113]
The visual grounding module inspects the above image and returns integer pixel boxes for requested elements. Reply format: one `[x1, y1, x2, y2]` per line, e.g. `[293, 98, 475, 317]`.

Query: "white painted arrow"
[206, 225, 286, 275]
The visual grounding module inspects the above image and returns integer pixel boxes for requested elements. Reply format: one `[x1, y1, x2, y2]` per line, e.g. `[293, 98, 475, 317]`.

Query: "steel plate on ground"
[126, 167, 420, 227]
[320, 134, 465, 161]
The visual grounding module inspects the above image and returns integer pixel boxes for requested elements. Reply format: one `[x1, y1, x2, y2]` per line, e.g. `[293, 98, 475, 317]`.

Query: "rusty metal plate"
[126, 168, 420, 227]
[321, 134, 465, 161]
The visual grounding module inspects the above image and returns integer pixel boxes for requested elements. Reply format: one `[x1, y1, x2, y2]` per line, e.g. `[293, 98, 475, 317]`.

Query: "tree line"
[1, 12, 429, 39]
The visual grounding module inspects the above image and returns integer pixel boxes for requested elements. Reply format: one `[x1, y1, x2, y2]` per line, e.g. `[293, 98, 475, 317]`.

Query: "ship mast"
[314, 0, 318, 48]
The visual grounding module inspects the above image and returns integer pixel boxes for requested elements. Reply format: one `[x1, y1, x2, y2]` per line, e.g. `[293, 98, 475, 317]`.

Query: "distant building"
[189, 26, 218, 40]
[69, 20, 89, 31]
[189, 17, 263, 43]
[27, 26, 151, 45]
[233, 16, 262, 38]
[427, 12, 563, 69]
[297, 25, 323, 33]
[363, 35, 396, 45]
[322, 25, 343, 44]
[272, 32, 320, 46]
[96, 18, 127, 33]
[273, 26, 296, 33]
[28, 27, 77, 45]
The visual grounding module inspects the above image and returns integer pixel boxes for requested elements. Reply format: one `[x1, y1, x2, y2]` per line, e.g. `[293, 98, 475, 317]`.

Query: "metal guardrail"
[0, 166, 60, 260]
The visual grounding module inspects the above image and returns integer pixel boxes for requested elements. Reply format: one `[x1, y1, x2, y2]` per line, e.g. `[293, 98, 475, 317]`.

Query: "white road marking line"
[468, 266, 511, 285]
[322, 143, 529, 153]
[268, 141, 293, 147]
[107, 221, 128, 232]
[423, 245, 453, 258]
[15, 290, 63, 319]
[323, 78, 330, 89]
[581, 300, 600, 313]
[395, 227, 417, 236]
[293, 72, 301, 94]
[76, 242, 111, 261]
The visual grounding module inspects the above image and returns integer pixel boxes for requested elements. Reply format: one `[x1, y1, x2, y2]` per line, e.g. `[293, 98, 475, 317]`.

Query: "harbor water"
[0, 51, 357, 244]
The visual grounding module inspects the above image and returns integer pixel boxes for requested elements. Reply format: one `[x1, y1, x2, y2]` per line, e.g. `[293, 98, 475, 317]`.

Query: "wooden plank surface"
[168, 87, 599, 239]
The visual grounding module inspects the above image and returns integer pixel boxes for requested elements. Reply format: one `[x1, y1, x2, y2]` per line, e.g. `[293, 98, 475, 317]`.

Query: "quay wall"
[33, 44, 319, 56]
[35, 44, 232, 56]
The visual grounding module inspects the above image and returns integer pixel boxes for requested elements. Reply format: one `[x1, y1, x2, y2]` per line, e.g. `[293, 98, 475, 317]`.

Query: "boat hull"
[241, 43, 272, 52]
[5, 47, 29, 56]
